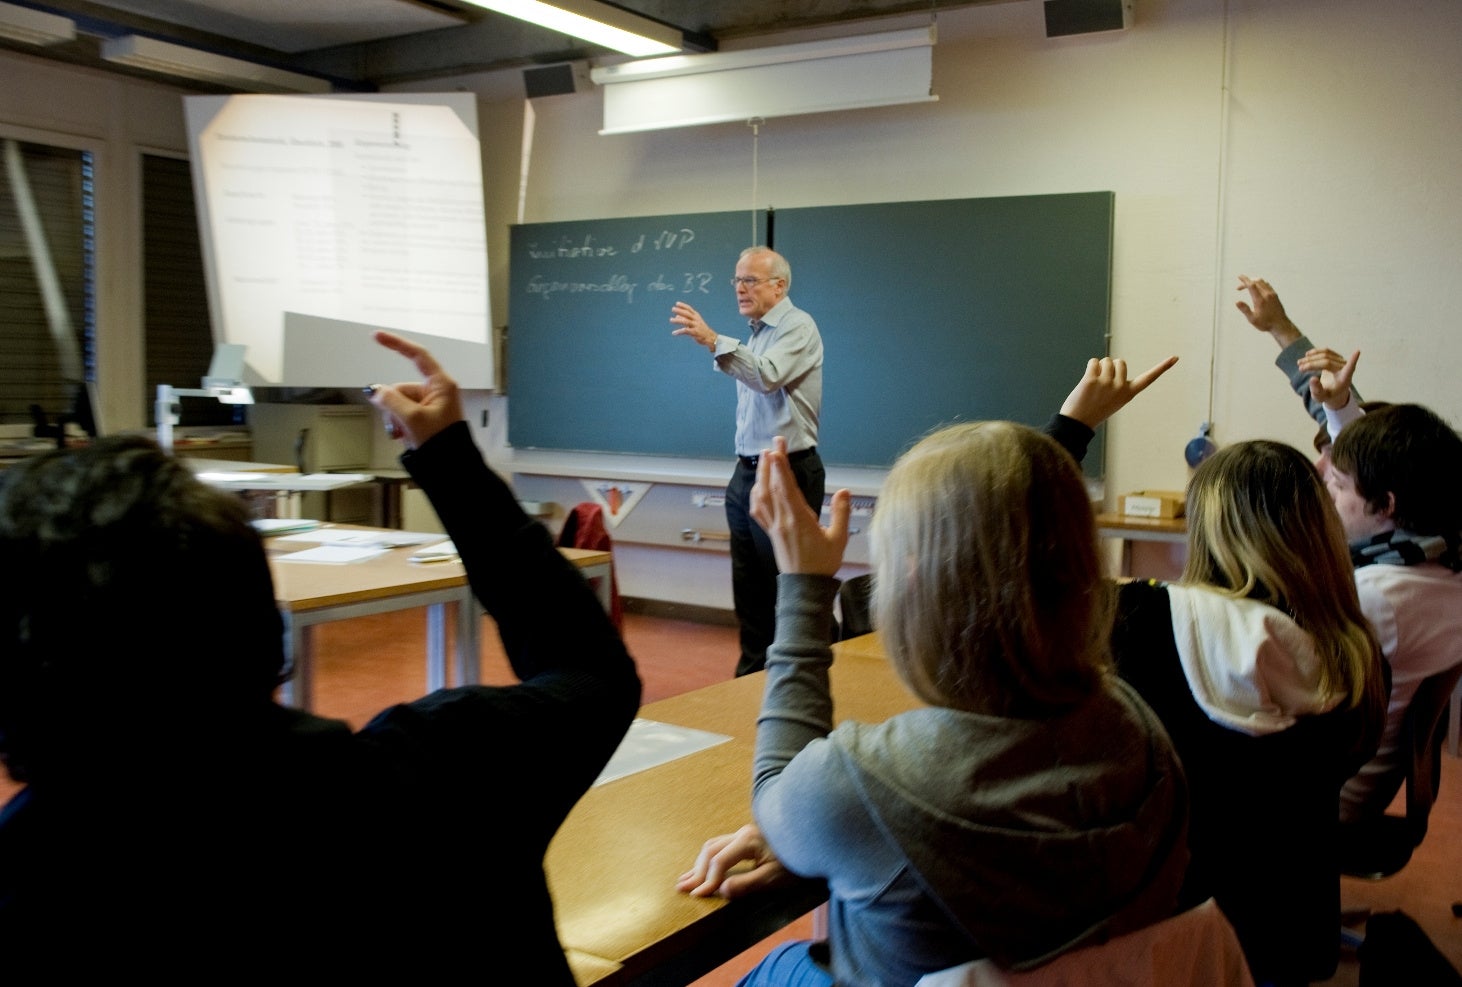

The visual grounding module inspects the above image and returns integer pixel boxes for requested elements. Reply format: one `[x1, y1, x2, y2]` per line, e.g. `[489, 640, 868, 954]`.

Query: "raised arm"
[1235, 275, 1362, 426]
[368, 330, 640, 801]
[1046, 355, 1179, 465]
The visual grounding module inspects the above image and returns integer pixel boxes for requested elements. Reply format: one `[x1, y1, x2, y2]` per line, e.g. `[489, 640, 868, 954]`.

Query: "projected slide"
[184, 93, 492, 388]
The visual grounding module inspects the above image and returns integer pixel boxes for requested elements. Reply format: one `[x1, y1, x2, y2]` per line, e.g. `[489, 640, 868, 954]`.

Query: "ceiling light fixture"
[101, 34, 332, 94]
[0, 0, 75, 46]
[459, 0, 684, 58]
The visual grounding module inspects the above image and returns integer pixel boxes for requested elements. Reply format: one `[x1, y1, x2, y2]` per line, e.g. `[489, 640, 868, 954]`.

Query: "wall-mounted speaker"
[1044, 0, 1133, 38]
[523, 61, 592, 98]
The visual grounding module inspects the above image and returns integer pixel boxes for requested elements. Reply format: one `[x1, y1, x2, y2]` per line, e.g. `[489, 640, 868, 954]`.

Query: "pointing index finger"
[1129, 355, 1180, 394]
[373, 330, 444, 380]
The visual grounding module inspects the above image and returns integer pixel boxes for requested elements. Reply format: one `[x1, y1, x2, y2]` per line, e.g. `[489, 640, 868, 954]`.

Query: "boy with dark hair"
[0, 332, 640, 978]
[1325, 404, 1462, 820]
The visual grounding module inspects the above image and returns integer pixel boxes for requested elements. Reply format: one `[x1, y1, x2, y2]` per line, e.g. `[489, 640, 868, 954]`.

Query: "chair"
[1338, 662, 1462, 880]
[837, 573, 874, 640]
[557, 502, 623, 632]
[914, 898, 1254, 987]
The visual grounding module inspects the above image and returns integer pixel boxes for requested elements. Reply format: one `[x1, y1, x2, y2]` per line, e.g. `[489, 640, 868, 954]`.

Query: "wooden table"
[548, 633, 920, 986]
[266, 527, 611, 709]
[1094, 512, 1187, 578]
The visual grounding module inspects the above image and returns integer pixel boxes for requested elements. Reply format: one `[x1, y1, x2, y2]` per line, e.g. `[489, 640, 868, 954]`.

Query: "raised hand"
[1058, 355, 1179, 430]
[368, 330, 466, 449]
[1235, 275, 1302, 348]
[670, 301, 719, 352]
[748, 436, 851, 577]
[1300, 347, 1361, 410]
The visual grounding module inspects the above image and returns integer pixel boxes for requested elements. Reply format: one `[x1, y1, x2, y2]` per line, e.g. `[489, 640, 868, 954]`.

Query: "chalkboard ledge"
[502, 448, 887, 497]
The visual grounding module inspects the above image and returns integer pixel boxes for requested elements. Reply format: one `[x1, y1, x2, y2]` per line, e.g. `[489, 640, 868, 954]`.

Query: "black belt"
[738, 447, 816, 470]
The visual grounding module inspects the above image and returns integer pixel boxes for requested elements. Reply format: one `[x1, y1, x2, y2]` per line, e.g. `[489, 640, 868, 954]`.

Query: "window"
[0, 139, 229, 436]
[0, 139, 92, 434]
[142, 153, 235, 427]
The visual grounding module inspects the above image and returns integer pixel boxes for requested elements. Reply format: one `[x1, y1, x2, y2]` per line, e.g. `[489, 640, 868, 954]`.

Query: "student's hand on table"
[677, 824, 795, 900]
[1235, 275, 1303, 347]
[1058, 355, 1179, 430]
[1300, 347, 1361, 410]
[750, 436, 851, 577]
[670, 301, 719, 352]
[368, 330, 466, 449]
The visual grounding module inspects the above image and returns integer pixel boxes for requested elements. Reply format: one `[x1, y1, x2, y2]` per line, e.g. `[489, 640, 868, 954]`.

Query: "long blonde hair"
[870, 421, 1111, 717]
[1183, 440, 1384, 714]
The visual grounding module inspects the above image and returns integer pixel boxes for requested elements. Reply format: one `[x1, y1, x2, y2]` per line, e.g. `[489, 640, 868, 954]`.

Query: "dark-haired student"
[0, 331, 640, 978]
[1301, 361, 1462, 825]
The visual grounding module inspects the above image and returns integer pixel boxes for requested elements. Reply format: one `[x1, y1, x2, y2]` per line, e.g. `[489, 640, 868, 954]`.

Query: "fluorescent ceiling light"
[460, 0, 682, 57]
[0, 1, 75, 46]
[101, 34, 332, 94]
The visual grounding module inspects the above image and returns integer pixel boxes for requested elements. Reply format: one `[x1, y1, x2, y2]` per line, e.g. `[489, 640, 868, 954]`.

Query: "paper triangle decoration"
[579, 479, 651, 528]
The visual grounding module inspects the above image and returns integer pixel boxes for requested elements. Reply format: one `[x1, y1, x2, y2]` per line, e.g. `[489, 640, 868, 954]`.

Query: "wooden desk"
[1094, 512, 1187, 578]
[559, 546, 614, 613]
[266, 528, 611, 710]
[548, 633, 920, 986]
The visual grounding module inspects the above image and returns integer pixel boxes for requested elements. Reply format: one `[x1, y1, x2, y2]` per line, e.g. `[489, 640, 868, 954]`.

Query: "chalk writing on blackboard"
[520, 227, 718, 304]
[524, 227, 701, 260]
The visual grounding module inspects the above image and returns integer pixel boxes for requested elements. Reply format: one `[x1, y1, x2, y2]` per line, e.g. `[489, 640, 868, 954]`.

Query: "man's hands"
[1058, 356, 1179, 430]
[670, 301, 719, 352]
[749, 437, 851, 577]
[368, 330, 465, 449]
[676, 824, 795, 899]
[1235, 275, 1303, 348]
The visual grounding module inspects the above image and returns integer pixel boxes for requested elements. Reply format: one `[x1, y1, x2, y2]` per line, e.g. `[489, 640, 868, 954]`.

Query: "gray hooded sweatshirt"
[753, 575, 1190, 987]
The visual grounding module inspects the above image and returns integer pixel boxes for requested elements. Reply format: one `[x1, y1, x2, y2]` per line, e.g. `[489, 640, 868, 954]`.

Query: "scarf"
[1350, 529, 1462, 571]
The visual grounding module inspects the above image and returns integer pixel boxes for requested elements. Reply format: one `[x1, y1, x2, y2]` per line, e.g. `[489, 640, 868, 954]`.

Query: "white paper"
[275, 545, 391, 564]
[593, 718, 732, 787]
[409, 540, 459, 563]
[276, 528, 440, 547]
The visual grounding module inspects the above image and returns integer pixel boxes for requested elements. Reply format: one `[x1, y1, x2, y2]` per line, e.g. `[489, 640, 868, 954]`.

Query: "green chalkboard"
[507, 192, 1112, 471]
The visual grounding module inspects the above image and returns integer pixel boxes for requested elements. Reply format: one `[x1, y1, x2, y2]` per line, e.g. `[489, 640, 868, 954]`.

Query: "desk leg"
[277, 614, 313, 710]
[426, 603, 447, 693]
[454, 595, 481, 687]
[582, 562, 613, 613]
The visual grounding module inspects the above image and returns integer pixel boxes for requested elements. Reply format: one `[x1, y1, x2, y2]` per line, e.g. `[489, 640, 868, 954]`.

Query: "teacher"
[671, 245, 826, 677]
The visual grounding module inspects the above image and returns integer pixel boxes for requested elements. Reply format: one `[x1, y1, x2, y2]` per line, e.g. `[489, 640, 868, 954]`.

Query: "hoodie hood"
[1165, 584, 1344, 736]
[832, 677, 1188, 970]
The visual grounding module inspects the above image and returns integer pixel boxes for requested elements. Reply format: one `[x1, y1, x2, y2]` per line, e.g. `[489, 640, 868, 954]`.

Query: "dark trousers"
[725, 449, 826, 677]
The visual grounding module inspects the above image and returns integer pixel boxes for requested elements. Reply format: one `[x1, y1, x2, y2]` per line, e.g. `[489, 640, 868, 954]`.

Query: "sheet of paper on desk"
[275, 544, 392, 564]
[276, 529, 441, 548]
[197, 471, 269, 483]
[593, 718, 732, 787]
[409, 540, 459, 563]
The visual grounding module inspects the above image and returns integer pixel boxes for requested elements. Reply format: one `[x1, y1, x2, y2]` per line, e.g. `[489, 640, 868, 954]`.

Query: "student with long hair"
[677, 358, 1191, 987]
[1111, 439, 1386, 985]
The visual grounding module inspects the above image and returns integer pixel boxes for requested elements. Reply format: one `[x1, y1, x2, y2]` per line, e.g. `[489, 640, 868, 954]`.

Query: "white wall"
[405, 0, 1462, 606]
[5, 0, 1459, 608]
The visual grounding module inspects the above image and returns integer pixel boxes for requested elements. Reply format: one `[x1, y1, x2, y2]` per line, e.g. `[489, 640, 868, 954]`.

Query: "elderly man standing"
[671, 245, 826, 676]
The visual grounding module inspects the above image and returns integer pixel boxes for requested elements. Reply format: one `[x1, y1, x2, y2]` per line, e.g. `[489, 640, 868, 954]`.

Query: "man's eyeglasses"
[730, 276, 781, 288]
